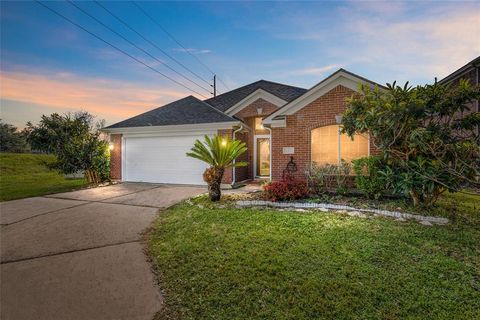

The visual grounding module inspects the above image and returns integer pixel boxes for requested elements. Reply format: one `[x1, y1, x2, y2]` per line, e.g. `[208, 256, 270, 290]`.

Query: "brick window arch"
[311, 125, 369, 165]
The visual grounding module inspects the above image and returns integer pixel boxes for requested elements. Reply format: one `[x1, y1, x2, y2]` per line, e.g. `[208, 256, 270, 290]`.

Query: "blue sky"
[1, 0, 479, 128]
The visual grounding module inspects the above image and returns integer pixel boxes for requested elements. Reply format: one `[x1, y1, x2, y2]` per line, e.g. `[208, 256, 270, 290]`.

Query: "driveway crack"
[1, 240, 141, 265]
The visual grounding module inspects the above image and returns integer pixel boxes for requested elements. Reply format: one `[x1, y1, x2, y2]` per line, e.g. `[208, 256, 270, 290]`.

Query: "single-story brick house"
[102, 59, 478, 186]
[103, 68, 382, 185]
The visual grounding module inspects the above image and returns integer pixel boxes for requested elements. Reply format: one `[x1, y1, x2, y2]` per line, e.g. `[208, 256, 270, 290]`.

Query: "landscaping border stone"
[236, 200, 449, 225]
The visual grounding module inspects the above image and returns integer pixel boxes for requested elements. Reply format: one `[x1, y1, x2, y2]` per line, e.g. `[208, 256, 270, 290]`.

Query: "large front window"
[311, 125, 368, 165]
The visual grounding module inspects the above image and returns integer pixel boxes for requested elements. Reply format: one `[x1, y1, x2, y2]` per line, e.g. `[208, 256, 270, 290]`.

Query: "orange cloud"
[0, 70, 196, 124]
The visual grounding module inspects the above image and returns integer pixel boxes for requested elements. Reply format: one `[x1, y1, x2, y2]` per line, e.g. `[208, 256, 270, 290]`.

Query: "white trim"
[265, 117, 286, 128]
[253, 134, 271, 179]
[225, 89, 287, 116]
[102, 121, 240, 134]
[264, 69, 381, 124]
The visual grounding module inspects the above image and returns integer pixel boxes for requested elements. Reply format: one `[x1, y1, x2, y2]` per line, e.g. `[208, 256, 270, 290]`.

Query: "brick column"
[109, 134, 122, 180]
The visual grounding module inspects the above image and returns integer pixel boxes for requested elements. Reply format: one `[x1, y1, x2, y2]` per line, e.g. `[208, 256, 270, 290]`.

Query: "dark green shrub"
[343, 79, 480, 206]
[352, 156, 386, 199]
[24, 112, 110, 183]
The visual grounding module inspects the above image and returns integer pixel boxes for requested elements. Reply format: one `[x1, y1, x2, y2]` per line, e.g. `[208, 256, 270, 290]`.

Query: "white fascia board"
[102, 121, 240, 135]
[225, 89, 287, 116]
[265, 117, 286, 128]
[263, 70, 381, 123]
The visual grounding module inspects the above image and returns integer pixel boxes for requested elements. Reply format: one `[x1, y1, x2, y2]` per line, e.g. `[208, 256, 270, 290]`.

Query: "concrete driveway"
[0, 183, 205, 320]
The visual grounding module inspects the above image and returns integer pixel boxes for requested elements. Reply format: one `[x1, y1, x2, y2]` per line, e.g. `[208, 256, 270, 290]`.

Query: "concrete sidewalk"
[0, 183, 205, 320]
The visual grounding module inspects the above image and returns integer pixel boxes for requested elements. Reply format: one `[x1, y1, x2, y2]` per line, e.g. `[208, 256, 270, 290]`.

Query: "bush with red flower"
[263, 174, 310, 202]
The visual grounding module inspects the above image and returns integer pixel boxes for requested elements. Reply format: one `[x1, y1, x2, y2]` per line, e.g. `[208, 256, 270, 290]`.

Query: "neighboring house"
[103, 69, 383, 185]
[439, 56, 479, 120]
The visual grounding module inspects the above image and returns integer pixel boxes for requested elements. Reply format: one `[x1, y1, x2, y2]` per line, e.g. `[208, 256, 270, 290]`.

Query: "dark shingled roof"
[105, 95, 237, 129]
[205, 80, 307, 112]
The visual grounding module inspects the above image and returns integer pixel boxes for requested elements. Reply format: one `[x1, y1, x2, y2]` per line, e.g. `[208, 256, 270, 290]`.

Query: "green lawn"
[0, 153, 89, 201]
[148, 192, 480, 320]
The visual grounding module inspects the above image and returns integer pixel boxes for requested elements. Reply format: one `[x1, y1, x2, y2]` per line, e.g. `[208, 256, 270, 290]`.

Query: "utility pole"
[212, 74, 216, 97]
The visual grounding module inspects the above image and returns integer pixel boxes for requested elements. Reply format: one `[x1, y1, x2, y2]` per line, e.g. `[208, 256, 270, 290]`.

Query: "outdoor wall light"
[108, 143, 114, 151]
[257, 107, 263, 115]
[221, 139, 227, 147]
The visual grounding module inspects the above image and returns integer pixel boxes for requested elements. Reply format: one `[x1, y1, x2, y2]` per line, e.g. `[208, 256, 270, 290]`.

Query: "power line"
[131, 1, 231, 92]
[67, 0, 211, 94]
[94, 0, 213, 91]
[35, 1, 208, 98]
[216, 76, 230, 92]
[132, 1, 215, 75]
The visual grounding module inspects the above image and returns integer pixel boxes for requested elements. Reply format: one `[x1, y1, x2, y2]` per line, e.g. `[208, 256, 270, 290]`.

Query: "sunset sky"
[1, 1, 479, 128]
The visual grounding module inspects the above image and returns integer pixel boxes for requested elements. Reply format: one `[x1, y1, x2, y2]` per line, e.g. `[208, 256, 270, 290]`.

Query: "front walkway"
[0, 183, 205, 320]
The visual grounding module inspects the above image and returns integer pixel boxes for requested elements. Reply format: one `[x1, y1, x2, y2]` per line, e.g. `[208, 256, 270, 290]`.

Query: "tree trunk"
[208, 167, 224, 202]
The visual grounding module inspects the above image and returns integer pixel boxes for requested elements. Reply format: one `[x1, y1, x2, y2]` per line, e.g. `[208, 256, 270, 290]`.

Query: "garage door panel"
[124, 135, 210, 185]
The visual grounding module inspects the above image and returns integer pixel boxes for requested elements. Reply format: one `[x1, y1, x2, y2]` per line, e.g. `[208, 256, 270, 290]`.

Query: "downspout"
[264, 125, 272, 181]
[231, 125, 244, 187]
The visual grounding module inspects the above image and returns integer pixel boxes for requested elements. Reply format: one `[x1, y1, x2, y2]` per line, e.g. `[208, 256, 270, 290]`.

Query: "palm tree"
[187, 134, 247, 201]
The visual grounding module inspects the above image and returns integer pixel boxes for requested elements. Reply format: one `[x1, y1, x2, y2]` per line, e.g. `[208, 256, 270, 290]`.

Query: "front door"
[255, 137, 270, 177]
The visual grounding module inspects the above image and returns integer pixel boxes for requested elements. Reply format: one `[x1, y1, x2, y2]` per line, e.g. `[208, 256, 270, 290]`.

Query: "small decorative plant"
[305, 161, 352, 195]
[263, 174, 310, 202]
[187, 135, 247, 202]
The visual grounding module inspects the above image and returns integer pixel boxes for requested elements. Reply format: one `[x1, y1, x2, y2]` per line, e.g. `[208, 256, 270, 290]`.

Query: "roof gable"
[225, 88, 287, 116]
[205, 80, 307, 112]
[263, 69, 383, 123]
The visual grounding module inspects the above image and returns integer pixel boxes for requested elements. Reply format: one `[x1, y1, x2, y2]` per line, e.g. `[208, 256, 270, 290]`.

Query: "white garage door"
[123, 134, 209, 185]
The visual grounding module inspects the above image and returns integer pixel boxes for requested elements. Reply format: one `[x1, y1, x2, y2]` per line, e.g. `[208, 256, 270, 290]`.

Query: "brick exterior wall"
[217, 129, 234, 184]
[234, 98, 279, 119]
[234, 98, 279, 181]
[217, 98, 281, 184]
[270, 85, 377, 181]
[109, 134, 122, 180]
[234, 131, 249, 182]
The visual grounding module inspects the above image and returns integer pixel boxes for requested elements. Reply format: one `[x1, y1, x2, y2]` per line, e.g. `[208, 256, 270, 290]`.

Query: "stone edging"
[236, 200, 449, 225]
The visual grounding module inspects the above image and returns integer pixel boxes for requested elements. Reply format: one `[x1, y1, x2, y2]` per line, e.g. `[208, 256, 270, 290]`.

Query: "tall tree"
[342, 80, 480, 206]
[24, 112, 110, 183]
[0, 120, 29, 153]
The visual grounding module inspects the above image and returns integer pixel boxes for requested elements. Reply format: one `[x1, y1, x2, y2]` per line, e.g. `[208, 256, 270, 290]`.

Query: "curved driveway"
[0, 183, 205, 320]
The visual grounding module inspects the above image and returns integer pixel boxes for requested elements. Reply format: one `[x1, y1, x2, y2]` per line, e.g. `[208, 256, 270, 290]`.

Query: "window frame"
[310, 125, 370, 166]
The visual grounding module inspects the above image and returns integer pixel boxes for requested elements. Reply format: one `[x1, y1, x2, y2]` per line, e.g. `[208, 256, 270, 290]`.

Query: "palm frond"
[186, 134, 248, 169]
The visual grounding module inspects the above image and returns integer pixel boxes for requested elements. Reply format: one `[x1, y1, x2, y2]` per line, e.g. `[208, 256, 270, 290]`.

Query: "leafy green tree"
[343, 80, 480, 206]
[24, 112, 110, 183]
[0, 120, 29, 153]
[187, 135, 247, 201]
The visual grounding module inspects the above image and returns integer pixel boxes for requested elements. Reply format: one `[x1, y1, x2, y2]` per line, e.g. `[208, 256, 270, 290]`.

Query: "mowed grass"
[0, 153, 88, 201]
[148, 193, 480, 320]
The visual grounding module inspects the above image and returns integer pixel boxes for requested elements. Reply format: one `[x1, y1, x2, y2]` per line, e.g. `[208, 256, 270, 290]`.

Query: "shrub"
[0, 120, 29, 153]
[352, 156, 386, 199]
[263, 175, 310, 201]
[343, 80, 480, 206]
[335, 160, 351, 195]
[305, 161, 352, 195]
[305, 162, 330, 194]
[24, 112, 110, 183]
